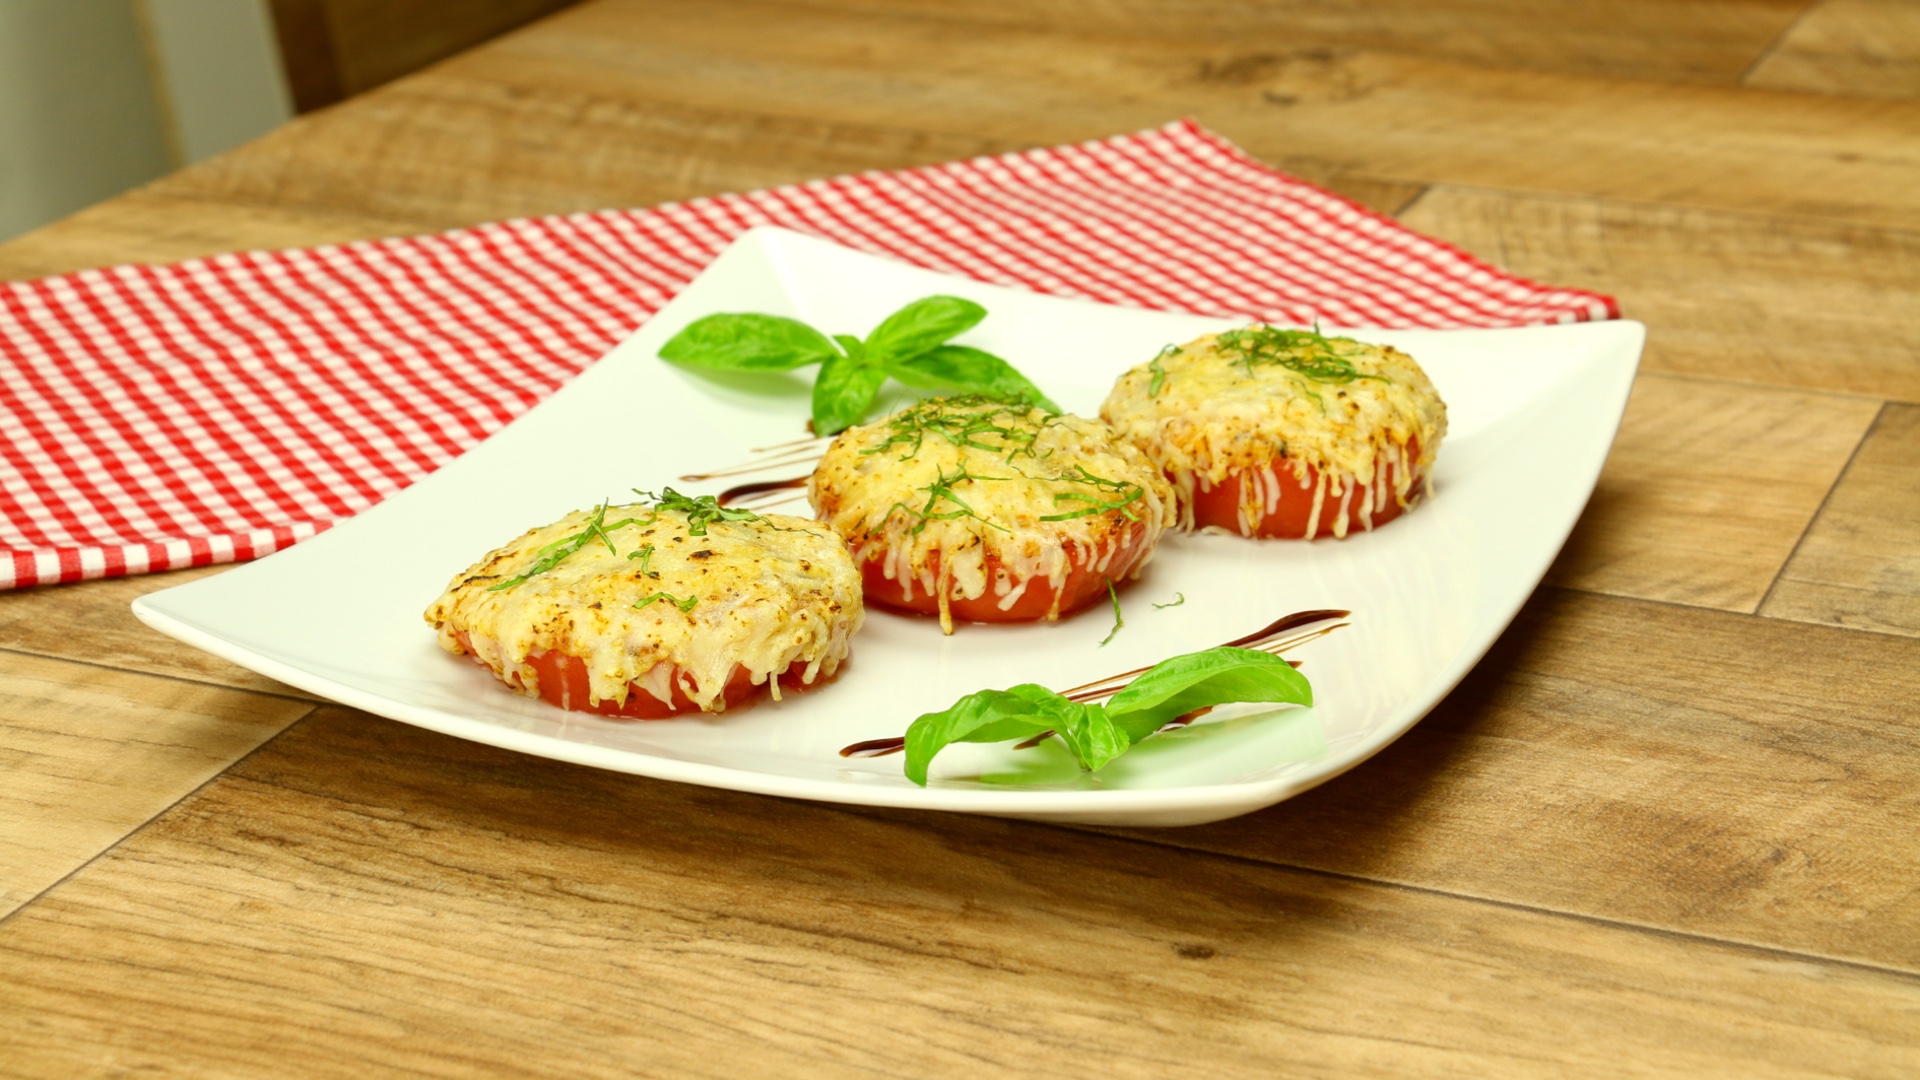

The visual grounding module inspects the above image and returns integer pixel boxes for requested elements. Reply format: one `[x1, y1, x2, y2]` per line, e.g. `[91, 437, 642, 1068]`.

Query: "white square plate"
[135, 227, 1642, 826]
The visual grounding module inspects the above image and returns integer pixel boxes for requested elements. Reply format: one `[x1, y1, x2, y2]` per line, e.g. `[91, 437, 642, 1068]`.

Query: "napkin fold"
[0, 120, 1614, 589]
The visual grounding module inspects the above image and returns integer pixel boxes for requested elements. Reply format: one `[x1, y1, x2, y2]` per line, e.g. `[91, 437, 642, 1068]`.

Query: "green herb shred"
[888, 461, 1011, 536]
[1038, 465, 1145, 523]
[860, 394, 1057, 462]
[632, 591, 699, 613]
[633, 487, 767, 536]
[1098, 578, 1124, 646]
[1215, 325, 1390, 386]
[488, 500, 646, 592]
[1147, 344, 1176, 397]
[486, 488, 776, 594]
[628, 543, 659, 578]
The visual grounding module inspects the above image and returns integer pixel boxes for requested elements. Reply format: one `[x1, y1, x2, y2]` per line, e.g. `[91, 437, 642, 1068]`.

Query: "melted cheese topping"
[808, 397, 1176, 633]
[1100, 329, 1448, 538]
[424, 505, 863, 713]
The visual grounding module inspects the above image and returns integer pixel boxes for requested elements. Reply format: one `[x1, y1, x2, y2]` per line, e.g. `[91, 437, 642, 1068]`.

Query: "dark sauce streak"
[837, 608, 1351, 759]
[681, 455, 819, 483]
[1220, 608, 1351, 649]
[716, 475, 808, 507]
[755, 433, 831, 454]
[679, 430, 829, 484]
[1061, 611, 1343, 702]
[1156, 705, 1216, 732]
[840, 736, 907, 758]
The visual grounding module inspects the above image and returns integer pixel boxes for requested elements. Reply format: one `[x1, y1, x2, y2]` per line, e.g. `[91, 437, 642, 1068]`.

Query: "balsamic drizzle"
[716, 475, 808, 507]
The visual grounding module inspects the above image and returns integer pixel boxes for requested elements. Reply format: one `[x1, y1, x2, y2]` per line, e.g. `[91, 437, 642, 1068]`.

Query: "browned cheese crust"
[425, 500, 863, 712]
[1100, 327, 1448, 537]
[808, 396, 1176, 632]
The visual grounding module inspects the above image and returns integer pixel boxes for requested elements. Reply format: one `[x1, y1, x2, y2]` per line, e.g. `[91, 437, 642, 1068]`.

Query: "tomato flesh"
[524, 650, 765, 718]
[859, 520, 1151, 624]
[454, 631, 821, 718]
[1189, 441, 1423, 540]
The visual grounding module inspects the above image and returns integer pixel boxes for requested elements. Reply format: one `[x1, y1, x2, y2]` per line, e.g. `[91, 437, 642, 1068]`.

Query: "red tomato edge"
[858, 519, 1151, 625]
[451, 630, 828, 719]
[1188, 438, 1425, 540]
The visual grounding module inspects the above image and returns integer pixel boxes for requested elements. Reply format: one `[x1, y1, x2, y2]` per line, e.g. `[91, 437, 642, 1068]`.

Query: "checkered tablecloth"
[0, 120, 1615, 588]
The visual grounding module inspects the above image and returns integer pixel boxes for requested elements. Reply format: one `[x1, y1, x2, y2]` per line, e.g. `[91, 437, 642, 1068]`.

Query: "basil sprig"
[901, 646, 1312, 785]
[659, 295, 1057, 435]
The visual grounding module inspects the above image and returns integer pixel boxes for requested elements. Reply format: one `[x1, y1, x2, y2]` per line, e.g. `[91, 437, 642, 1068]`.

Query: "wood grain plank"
[1400, 186, 1920, 401]
[0, 107, 1412, 286]
[0, 566, 316, 699]
[2, 705, 1917, 1078]
[96, 0, 1915, 235]
[1747, 0, 1920, 99]
[0, 654, 311, 918]
[1108, 588, 1920, 971]
[0, 190, 434, 282]
[405, 0, 1920, 229]
[155, 84, 1046, 231]
[143, 71, 1424, 234]
[1546, 373, 1881, 611]
[1763, 403, 1920, 636]
[777, 0, 1812, 86]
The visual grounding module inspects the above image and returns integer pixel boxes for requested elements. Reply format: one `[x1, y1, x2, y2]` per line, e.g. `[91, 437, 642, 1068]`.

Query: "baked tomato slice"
[453, 631, 825, 719]
[523, 650, 749, 718]
[858, 519, 1152, 624]
[1189, 439, 1424, 540]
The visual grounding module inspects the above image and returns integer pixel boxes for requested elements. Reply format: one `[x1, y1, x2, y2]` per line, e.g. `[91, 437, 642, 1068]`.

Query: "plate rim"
[133, 225, 1645, 825]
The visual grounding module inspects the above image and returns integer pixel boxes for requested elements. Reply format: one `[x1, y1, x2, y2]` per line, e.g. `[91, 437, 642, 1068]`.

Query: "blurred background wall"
[0, 0, 578, 245]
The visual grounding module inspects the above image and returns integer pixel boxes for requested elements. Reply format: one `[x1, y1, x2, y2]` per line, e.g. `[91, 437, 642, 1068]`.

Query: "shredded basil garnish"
[1215, 325, 1390, 386]
[487, 500, 645, 592]
[632, 591, 699, 613]
[1038, 465, 1145, 523]
[631, 487, 766, 537]
[486, 489, 772, 593]
[887, 462, 1011, 536]
[627, 543, 659, 578]
[1098, 578, 1124, 646]
[1147, 343, 1177, 397]
[860, 394, 1057, 462]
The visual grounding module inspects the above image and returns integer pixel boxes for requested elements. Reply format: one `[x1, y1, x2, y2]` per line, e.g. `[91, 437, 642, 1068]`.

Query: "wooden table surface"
[4, 1, 1919, 1075]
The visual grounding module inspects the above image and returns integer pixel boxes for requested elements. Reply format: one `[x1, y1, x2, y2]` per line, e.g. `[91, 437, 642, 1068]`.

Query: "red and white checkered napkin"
[0, 120, 1615, 589]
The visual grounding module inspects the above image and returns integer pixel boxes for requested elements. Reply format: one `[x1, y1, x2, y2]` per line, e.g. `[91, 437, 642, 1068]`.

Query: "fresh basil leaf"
[1103, 647, 1312, 742]
[812, 347, 890, 435]
[902, 684, 1129, 785]
[660, 313, 840, 371]
[902, 686, 1060, 785]
[891, 345, 1058, 411]
[881, 352, 967, 391]
[896, 648, 1315, 786]
[863, 295, 986, 362]
[1050, 700, 1130, 773]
